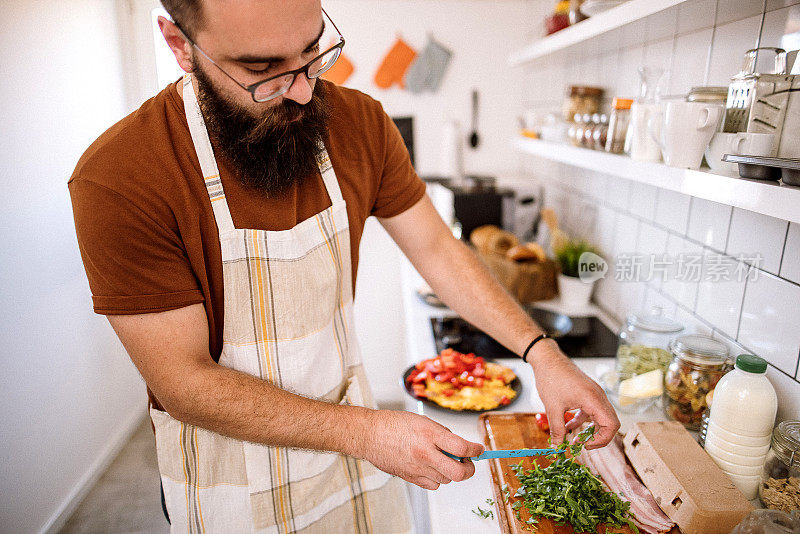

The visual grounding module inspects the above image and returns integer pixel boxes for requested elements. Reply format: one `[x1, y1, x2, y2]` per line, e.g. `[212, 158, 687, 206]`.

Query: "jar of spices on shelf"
[663, 335, 732, 430]
[605, 98, 633, 153]
[568, 113, 584, 146]
[562, 85, 604, 122]
[760, 421, 800, 513]
[583, 113, 599, 148]
[593, 113, 609, 150]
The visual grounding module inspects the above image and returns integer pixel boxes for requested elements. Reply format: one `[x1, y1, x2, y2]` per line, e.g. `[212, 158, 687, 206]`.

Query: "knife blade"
[442, 448, 558, 462]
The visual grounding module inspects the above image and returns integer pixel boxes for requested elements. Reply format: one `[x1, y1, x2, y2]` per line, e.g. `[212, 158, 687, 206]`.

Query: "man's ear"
[158, 16, 194, 73]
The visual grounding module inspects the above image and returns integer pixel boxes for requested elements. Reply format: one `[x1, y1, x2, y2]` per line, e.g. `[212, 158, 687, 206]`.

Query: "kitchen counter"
[398, 259, 669, 534]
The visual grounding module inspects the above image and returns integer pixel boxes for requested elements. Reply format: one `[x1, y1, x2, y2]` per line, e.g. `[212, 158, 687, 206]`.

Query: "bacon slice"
[579, 435, 675, 534]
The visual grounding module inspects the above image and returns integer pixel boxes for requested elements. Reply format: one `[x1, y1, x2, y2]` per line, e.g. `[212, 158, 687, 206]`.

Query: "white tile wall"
[654, 189, 691, 234]
[521, 0, 800, 419]
[687, 197, 732, 252]
[780, 223, 800, 284]
[726, 208, 789, 275]
[695, 254, 747, 338]
[738, 272, 800, 376]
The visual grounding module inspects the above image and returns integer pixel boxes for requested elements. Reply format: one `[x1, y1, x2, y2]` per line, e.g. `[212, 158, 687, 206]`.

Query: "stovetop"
[430, 314, 618, 359]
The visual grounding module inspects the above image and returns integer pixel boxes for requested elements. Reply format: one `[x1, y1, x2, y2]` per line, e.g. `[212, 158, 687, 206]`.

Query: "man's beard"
[193, 61, 330, 195]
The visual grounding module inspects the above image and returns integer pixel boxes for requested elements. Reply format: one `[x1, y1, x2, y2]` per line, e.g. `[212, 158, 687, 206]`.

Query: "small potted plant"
[553, 238, 602, 309]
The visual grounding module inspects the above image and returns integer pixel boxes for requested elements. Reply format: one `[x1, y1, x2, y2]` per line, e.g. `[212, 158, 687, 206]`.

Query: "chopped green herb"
[472, 506, 494, 519]
[486, 498, 495, 505]
[507, 426, 639, 533]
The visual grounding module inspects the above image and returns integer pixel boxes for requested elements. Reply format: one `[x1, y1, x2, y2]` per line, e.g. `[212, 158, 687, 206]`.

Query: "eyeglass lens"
[252, 46, 342, 102]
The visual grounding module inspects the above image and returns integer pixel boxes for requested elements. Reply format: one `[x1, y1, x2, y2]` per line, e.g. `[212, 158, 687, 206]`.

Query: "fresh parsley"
[472, 505, 494, 519]
[508, 426, 639, 533]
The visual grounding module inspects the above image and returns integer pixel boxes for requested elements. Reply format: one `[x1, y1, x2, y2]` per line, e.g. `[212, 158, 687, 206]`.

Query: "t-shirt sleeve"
[369, 105, 426, 218]
[69, 179, 204, 315]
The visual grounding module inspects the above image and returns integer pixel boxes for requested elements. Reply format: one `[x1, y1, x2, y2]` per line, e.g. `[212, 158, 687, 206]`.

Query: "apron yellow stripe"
[315, 215, 346, 368]
[194, 426, 207, 534]
[180, 422, 191, 529]
[328, 209, 350, 333]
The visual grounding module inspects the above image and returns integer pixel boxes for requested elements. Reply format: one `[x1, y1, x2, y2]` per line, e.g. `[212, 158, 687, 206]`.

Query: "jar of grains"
[760, 421, 800, 513]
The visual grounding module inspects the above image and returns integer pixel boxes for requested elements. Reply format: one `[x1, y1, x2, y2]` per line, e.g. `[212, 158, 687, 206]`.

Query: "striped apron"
[148, 74, 411, 534]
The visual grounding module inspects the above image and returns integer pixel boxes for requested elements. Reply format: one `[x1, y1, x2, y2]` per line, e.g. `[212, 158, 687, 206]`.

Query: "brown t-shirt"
[69, 79, 425, 364]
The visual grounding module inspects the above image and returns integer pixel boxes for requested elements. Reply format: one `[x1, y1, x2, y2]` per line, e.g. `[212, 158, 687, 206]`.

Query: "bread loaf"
[506, 243, 547, 263]
[470, 225, 519, 256]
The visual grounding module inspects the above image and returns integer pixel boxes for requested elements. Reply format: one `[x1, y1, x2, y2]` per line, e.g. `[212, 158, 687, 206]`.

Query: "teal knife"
[442, 448, 558, 462]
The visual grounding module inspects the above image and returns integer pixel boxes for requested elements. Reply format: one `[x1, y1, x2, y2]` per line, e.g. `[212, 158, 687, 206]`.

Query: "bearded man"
[68, 1, 619, 532]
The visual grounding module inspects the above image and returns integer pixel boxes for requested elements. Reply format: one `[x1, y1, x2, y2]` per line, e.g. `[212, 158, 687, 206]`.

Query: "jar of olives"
[760, 421, 800, 512]
[663, 335, 732, 430]
[616, 307, 683, 380]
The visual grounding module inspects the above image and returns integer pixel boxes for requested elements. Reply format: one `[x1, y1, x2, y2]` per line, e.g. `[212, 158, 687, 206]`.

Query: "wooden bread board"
[478, 412, 677, 534]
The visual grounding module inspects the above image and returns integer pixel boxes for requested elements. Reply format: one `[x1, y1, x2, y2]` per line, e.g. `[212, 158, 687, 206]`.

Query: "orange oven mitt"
[374, 37, 417, 89]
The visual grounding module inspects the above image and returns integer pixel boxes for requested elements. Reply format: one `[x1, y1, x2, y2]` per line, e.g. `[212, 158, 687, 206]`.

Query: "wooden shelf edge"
[513, 137, 800, 225]
[509, 0, 690, 66]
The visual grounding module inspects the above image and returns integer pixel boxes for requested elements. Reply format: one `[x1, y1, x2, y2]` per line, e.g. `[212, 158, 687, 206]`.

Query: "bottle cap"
[735, 354, 767, 374]
[612, 97, 633, 110]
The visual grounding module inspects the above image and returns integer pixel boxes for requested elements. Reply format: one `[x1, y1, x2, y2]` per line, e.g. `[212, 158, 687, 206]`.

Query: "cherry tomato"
[443, 389, 456, 397]
[474, 377, 485, 388]
[411, 384, 426, 398]
[535, 413, 550, 432]
[500, 396, 511, 406]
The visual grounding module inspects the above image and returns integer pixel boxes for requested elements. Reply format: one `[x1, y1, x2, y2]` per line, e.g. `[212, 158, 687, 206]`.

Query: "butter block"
[618, 369, 663, 405]
[623, 421, 753, 534]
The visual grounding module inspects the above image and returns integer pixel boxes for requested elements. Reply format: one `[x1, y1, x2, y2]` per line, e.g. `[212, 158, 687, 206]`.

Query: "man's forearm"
[415, 235, 546, 358]
[164, 360, 371, 457]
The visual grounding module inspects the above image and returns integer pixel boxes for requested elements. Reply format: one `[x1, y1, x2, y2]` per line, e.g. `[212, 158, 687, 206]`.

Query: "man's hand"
[530, 340, 620, 449]
[356, 410, 484, 490]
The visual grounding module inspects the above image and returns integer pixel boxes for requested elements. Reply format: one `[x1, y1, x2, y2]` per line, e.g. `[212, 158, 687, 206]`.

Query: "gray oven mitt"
[404, 36, 453, 93]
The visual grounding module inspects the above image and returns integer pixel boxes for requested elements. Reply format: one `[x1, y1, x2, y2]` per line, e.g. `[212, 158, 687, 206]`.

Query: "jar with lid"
[592, 113, 609, 150]
[605, 98, 633, 153]
[663, 335, 731, 430]
[568, 113, 584, 146]
[616, 307, 683, 381]
[562, 85, 604, 122]
[759, 421, 800, 512]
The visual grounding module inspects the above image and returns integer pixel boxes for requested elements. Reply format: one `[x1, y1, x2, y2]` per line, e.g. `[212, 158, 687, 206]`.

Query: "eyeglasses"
[176, 8, 344, 103]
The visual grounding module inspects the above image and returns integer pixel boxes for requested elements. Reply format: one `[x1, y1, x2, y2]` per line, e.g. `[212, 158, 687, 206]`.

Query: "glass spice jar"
[605, 97, 633, 153]
[663, 335, 731, 430]
[760, 421, 800, 513]
[593, 113, 609, 150]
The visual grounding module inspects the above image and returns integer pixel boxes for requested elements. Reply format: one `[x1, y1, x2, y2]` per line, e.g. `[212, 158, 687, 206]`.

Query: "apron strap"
[316, 144, 344, 204]
[182, 74, 237, 235]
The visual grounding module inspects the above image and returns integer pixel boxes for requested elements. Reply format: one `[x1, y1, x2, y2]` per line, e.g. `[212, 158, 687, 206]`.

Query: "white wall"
[324, 0, 533, 178]
[0, 2, 147, 532]
[323, 0, 534, 405]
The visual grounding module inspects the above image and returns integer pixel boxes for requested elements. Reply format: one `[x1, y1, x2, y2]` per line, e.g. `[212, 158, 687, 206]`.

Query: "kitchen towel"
[405, 36, 453, 93]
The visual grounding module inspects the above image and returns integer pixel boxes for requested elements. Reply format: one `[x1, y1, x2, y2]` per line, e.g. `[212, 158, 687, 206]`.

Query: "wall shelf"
[514, 137, 800, 224]
[509, 0, 690, 66]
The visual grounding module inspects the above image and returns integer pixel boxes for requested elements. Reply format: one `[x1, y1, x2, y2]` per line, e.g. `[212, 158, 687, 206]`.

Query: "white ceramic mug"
[626, 101, 662, 162]
[652, 101, 724, 169]
[705, 132, 776, 174]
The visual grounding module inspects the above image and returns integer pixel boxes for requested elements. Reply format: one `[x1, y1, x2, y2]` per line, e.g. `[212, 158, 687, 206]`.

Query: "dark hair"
[161, 0, 203, 39]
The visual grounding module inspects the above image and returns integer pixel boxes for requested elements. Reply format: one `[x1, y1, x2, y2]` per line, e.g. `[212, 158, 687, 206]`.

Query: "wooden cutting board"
[479, 412, 638, 534]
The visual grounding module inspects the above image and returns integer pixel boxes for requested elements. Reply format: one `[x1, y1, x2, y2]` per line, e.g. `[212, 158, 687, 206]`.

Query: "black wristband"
[521, 333, 549, 363]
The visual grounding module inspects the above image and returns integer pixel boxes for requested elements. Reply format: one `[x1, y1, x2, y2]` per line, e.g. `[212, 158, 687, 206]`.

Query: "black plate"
[401, 360, 523, 413]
